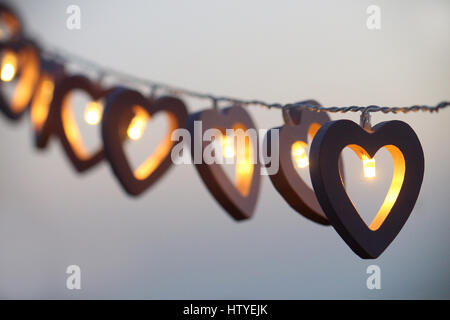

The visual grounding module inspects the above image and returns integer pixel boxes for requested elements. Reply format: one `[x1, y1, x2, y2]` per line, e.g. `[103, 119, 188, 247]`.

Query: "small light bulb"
[127, 108, 149, 141]
[0, 50, 17, 82]
[362, 155, 376, 178]
[292, 141, 309, 168]
[84, 101, 103, 125]
[221, 135, 235, 158]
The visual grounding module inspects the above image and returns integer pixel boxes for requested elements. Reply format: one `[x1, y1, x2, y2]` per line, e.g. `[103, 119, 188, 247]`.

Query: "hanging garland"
[0, 4, 448, 259]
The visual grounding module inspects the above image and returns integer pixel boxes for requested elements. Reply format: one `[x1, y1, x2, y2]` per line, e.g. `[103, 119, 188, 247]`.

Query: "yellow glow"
[308, 123, 321, 140]
[236, 136, 252, 176]
[362, 155, 376, 179]
[31, 76, 55, 131]
[234, 127, 254, 197]
[221, 135, 235, 159]
[347, 144, 405, 231]
[127, 107, 149, 141]
[11, 46, 40, 113]
[133, 111, 176, 180]
[62, 93, 90, 160]
[369, 145, 405, 230]
[0, 50, 17, 82]
[292, 141, 309, 168]
[84, 101, 103, 125]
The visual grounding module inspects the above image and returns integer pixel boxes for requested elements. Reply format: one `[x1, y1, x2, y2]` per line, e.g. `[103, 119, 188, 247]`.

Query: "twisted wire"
[41, 43, 449, 115]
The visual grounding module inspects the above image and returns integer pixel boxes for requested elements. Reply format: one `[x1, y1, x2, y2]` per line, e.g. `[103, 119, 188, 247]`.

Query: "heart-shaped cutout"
[264, 100, 344, 225]
[102, 87, 188, 196]
[124, 110, 171, 176]
[309, 119, 424, 258]
[188, 105, 261, 220]
[52, 74, 110, 172]
[341, 146, 394, 227]
[29, 58, 65, 149]
[0, 39, 40, 120]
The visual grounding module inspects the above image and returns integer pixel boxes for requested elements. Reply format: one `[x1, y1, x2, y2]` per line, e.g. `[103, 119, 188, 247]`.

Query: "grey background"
[0, 0, 448, 299]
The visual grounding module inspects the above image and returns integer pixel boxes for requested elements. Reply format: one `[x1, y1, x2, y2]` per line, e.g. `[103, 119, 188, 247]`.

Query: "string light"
[0, 50, 17, 82]
[34, 41, 448, 115]
[362, 155, 376, 179]
[0, 3, 446, 261]
[292, 141, 309, 169]
[127, 107, 149, 141]
[84, 101, 103, 125]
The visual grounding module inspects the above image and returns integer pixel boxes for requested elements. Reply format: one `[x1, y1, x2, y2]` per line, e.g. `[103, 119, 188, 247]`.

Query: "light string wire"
[40, 41, 449, 116]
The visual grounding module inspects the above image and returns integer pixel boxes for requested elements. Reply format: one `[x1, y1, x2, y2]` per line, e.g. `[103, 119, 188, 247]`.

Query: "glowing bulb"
[84, 101, 103, 125]
[0, 50, 17, 82]
[362, 155, 376, 179]
[292, 141, 309, 168]
[221, 135, 235, 158]
[127, 108, 149, 141]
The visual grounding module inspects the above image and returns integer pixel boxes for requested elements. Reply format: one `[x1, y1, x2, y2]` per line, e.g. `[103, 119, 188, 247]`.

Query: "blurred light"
[292, 141, 308, 168]
[31, 78, 55, 130]
[84, 101, 103, 125]
[0, 50, 17, 82]
[362, 155, 376, 178]
[127, 108, 149, 140]
[221, 135, 235, 158]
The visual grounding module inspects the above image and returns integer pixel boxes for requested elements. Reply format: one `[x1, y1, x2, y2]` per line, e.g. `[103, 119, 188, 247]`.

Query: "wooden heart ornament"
[264, 100, 344, 225]
[29, 58, 65, 149]
[188, 105, 261, 220]
[309, 119, 424, 259]
[0, 39, 40, 120]
[0, 4, 23, 44]
[102, 87, 188, 196]
[53, 74, 110, 172]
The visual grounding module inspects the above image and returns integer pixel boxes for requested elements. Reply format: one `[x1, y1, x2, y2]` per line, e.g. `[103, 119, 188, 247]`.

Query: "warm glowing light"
[0, 50, 17, 82]
[221, 135, 235, 158]
[292, 141, 309, 168]
[31, 77, 55, 130]
[362, 155, 376, 178]
[84, 101, 103, 125]
[234, 131, 254, 197]
[127, 108, 149, 141]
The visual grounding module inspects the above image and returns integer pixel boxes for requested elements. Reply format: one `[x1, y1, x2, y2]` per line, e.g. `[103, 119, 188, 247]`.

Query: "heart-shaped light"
[29, 58, 65, 149]
[52, 74, 110, 172]
[188, 105, 261, 220]
[264, 100, 344, 225]
[309, 119, 424, 259]
[0, 39, 40, 120]
[102, 87, 188, 196]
